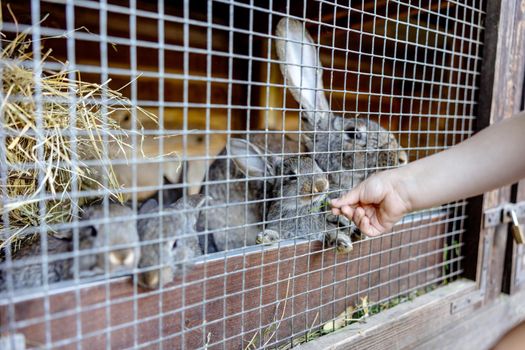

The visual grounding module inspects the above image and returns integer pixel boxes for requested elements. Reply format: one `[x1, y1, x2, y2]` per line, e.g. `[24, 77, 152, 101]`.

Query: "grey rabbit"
[274, 18, 408, 196]
[200, 138, 352, 253]
[274, 18, 408, 234]
[0, 203, 140, 292]
[198, 19, 407, 253]
[137, 194, 207, 289]
[239, 142, 353, 253]
[197, 137, 307, 252]
[79, 204, 140, 275]
[197, 138, 269, 252]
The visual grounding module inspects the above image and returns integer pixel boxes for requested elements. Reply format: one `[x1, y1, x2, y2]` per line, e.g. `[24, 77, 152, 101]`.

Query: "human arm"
[330, 111, 525, 237]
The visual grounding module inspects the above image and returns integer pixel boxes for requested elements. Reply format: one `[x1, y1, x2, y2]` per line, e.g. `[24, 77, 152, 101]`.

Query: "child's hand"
[330, 171, 412, 237]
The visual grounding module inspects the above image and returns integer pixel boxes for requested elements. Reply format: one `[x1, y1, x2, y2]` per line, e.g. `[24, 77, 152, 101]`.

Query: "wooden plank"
[414, 286, 525, 350]
[460, 0, 501, 284]
[471, 1, 523, 300]
[474, 0, 525, 297]
[504, 1, 525, 293]
[296, 280, 477, 350]
[0, 215, 449, 349]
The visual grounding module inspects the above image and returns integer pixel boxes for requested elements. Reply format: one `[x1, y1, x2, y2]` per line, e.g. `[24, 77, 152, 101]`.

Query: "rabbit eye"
[284, 169, 298, 181]
[287, 175, 298, 181]
[346, 127, 362, 140]
[88, 226, 98, 237]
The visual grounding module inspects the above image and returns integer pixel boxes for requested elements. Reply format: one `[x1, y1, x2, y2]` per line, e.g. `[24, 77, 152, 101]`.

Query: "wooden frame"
[304, 0, 525, 348]
[2, 1, 525, 349]
[0, 214, 448, 349]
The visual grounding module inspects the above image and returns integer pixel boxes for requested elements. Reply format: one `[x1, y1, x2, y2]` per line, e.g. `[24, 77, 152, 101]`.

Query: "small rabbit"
[197, 138, 269, 252]
[96, 110, 228, 200]
[79, 204, 140, 275]
[0, 203, 139, 292]
[274, 18, 408, 196]
[199, 138, 352, 253]
[0, 232, 76, 292]
[136, 194, 207, 289]
[243, 147, 353, 253]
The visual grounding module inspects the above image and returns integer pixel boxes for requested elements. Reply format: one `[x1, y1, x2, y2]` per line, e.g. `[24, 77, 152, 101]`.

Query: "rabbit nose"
[313, 178, 329, 193]
[398, 150, 408, 165]
[109, 249, 135, 269]
[138, 271, 159, 289]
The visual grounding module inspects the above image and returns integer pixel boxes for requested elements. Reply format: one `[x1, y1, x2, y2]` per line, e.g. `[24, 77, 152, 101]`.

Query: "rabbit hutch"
[1, 0, 525, 349]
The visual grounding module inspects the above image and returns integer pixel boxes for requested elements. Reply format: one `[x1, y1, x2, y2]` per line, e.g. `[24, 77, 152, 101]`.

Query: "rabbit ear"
[183, 194, 210, 211]
[139, 198, 158, 214]
[227, 138, 275, 177]
[300, 133, 314, 151]
[275, 18, 330, 129]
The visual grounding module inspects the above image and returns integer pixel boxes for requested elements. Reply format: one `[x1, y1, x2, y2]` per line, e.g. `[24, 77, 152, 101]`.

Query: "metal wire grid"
[0, 0, 485, 349]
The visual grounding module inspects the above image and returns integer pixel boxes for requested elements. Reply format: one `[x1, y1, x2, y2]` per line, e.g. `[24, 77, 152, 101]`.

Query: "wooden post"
[474, 0, 525, 298]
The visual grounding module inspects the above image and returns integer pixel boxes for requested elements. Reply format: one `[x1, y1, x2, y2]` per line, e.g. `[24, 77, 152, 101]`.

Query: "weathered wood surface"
[414, 285, 525, 350]
[297, 280, 477, 350]
[0, 215, 449, 349]
[475, 0, 525, 297]
[300, 280, 525, 350]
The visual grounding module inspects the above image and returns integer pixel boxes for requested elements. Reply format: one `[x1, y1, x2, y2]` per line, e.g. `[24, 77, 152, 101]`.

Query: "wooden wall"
[5, 0, 482, 162]
[0, 214, 448, 349]
[0, 1, 483, 348]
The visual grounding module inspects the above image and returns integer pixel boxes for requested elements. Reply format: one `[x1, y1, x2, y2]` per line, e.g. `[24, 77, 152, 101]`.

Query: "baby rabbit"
[0, 232, 77, 292]
[244, 147, 353, 253]
[197, 138, 269, 252]
[199, 138, 352, 253]
[274, 18, 408, 196]
[136, 194, 207, 289]
[79, 204, 140, 275]
[0, 203, 140, 292]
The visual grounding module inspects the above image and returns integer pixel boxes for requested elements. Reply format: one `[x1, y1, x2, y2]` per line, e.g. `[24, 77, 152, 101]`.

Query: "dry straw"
[0, 27, 155, 244]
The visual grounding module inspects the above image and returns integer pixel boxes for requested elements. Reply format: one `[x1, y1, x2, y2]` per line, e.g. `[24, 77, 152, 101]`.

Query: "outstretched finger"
[330, 187, 360, 208]
[340, 205, 354, 220]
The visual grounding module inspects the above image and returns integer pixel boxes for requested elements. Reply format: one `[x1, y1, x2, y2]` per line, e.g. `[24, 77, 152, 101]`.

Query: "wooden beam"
[474, 0, 525, 298]
[0, 214, 449, 349]
[297, 280, 477, 350]
[415, 287, 525, 349]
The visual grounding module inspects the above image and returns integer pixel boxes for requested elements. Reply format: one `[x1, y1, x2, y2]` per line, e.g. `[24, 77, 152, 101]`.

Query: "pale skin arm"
[331, 111, 525, 237]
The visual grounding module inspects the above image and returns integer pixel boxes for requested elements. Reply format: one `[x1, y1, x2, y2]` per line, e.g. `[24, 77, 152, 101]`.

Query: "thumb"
[330, 186, 361, 208]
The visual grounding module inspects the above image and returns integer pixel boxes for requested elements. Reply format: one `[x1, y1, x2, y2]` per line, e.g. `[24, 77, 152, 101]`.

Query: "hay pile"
[0, 30, 154, 241]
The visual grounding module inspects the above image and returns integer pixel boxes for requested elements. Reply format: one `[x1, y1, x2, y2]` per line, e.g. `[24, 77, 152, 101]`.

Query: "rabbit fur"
[0, 203, 140, 292]
[199, 138, 352, 252]
[137, 194, 207, 289]
[274, 18, 408, 197]
[197, 18, 408, 253]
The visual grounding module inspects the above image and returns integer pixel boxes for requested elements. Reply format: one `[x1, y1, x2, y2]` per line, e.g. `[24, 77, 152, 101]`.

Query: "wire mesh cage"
[0, 0, 485, 349]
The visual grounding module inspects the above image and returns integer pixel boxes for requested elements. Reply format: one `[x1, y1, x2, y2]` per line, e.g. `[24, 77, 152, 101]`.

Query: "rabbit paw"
[335, 234, 353, 254]
[256, 229, 280, 244]
[323, 231, 353, 253]
[326, 213, 351, 228]
[350, 227, 367, 241]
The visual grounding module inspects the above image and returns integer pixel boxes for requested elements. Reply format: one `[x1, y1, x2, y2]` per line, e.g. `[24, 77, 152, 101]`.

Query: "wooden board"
[301, 281, 525, 350]
[0, 214, 450, 349]
[297, 280, 477, 350]
[475, 0, 525, 298]
[414, 285, 525, 350]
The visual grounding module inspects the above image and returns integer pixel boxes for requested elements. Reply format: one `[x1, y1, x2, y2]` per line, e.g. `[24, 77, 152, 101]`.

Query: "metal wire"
[0, 1, 486, 349]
